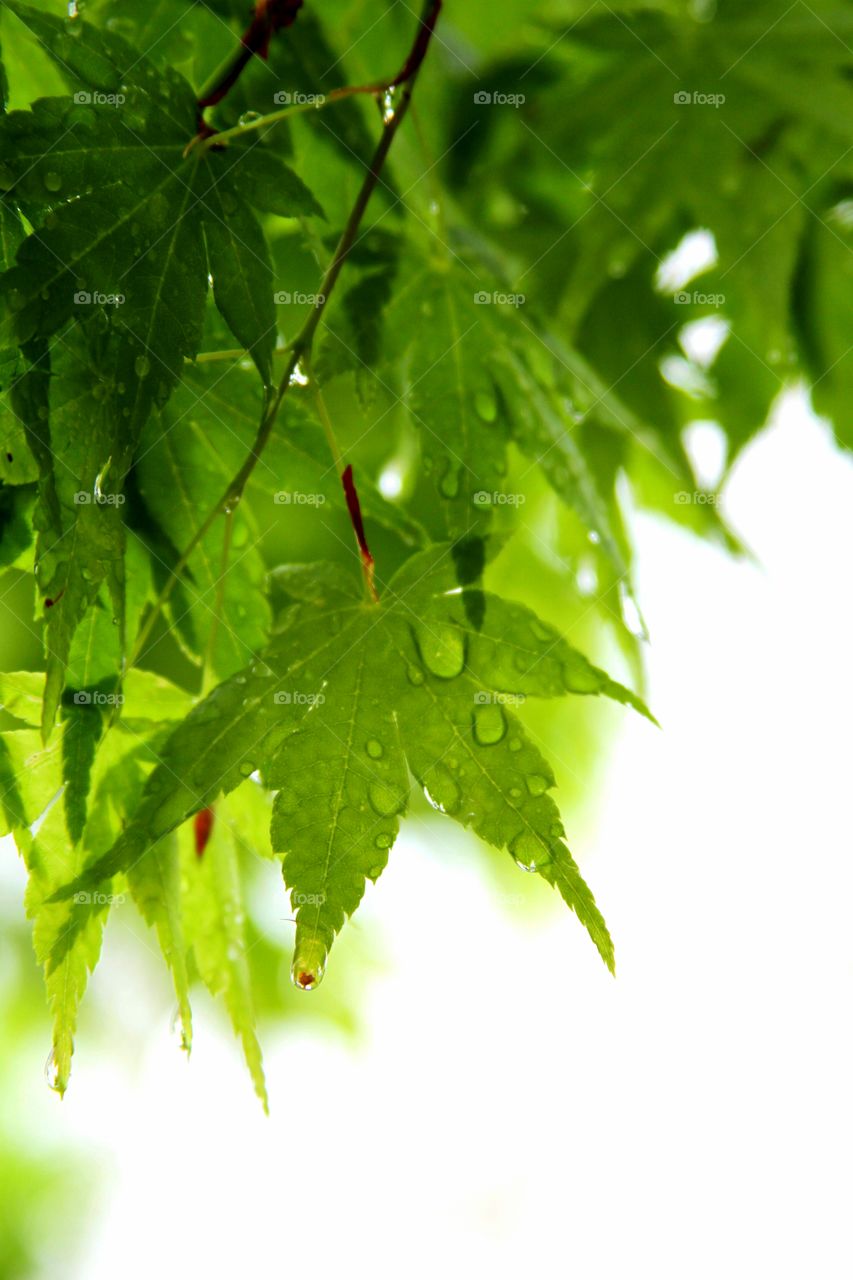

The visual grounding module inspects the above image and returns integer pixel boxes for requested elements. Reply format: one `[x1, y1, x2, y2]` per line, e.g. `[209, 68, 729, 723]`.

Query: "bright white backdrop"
[7, 393, 853, 1278]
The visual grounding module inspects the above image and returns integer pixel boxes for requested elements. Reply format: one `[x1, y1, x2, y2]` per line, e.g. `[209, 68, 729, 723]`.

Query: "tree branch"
[128, 0, 441, 670]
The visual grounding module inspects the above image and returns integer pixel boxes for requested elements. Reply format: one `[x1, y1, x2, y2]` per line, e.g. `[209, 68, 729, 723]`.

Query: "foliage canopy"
[0, 0, 850, 1099]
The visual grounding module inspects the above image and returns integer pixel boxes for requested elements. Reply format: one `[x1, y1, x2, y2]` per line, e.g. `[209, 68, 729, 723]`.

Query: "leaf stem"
[198, 0, 442, 152]
[127, 0, 441, 670]
[201, 507, 234, 695]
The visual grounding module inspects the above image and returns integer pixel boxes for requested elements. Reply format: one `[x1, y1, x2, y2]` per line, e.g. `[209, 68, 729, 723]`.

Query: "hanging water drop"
[510, 832, 549, 873]
[170, 1004, 190, 1051]
[44, 1047, 62, 1092]
[618, 581, 648, 640]
[380, 86, 398, 125]
[291, 939, 326, 991]
[238, 110, 263, 127]
[423, 765, 461, 815]
[374, 831, 393, 849]
[288, 359, 310, 387]
[473, 701, 507, 746]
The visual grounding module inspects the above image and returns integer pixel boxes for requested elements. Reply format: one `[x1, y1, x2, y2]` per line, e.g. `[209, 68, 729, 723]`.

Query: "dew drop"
[618, 581, 648, 641]
[414, 622, 465, 679]
[365, 738, 384, 759]
[43, 171, 62, 193]
[561, 654, 601, 695]
[170, 1005, 190, 1051]
[239, 760, 255, 777]
[473, 701, 506, 746]
[474, 389, 498, 422]
[134, 354, 151, 379]
[288, 359, 310, 387]
[44, 1047, 62, 1092]
[374, 832, 393, 849]
[439, 464, 460, 499]
[508, 737, 522, 752]
[406, 664, 424, 686]
[238, 110, 263, 127]
[510, 832, 549, 873]
[368, 780, 406, 817]
[525, 773, 549, 796]
[291, 939, 326, 991]
[380, 86, 398, 125]
[530, 620, 552, 642]
[423, 765, 461, 815]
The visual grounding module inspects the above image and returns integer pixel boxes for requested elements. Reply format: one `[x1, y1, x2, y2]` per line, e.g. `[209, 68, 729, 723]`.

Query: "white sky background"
[8, 393, 853, 1278]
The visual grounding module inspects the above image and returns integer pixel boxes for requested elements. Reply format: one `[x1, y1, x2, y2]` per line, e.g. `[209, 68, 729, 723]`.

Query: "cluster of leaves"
[0, 0, 848, 1099]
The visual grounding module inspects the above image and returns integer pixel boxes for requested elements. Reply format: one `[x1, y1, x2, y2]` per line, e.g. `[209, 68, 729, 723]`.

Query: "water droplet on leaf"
[474, 389, 497, 422]
[43, 171, 62, 193]
[365, 738, 383, 759]
[510, 832, 549, 873]
[423, 765, 461, 815]
[368, 780, 406, 817]
[473, 702, 506, 746]
[414, 622, 465, 679]
[439, 465, 460, 499]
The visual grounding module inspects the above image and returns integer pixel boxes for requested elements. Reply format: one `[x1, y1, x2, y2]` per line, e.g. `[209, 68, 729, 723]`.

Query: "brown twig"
[196, 0, 304, 128]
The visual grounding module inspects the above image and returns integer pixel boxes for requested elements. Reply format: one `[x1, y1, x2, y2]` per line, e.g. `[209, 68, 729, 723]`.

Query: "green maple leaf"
[0, 1, 324, 732]
[53, 543, 655, 986]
